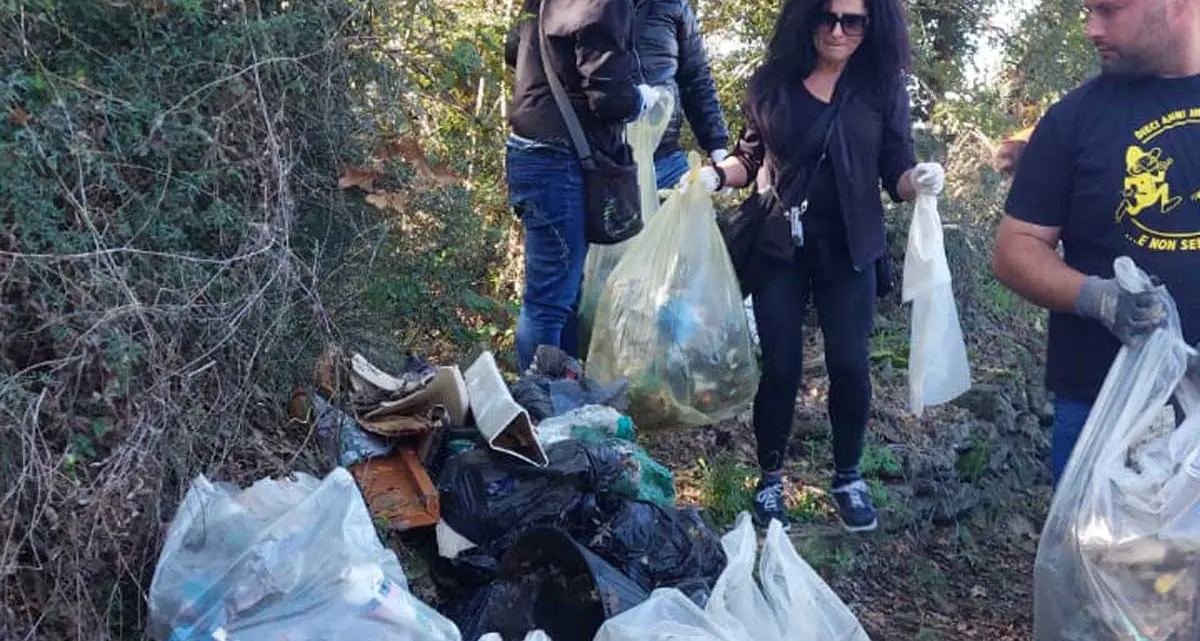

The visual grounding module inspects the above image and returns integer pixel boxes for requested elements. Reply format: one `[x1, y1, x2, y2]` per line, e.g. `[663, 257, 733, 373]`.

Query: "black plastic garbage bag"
[435, 441, 626, 558]
[511, 346, 631, 421]
[437, 439, 727, 612]
[569, 494, 725, 606]
[449, 527, 650, 641]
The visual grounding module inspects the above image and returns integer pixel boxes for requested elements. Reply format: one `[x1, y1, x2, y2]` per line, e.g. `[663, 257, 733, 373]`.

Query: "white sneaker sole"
[840, 518, 878, 533]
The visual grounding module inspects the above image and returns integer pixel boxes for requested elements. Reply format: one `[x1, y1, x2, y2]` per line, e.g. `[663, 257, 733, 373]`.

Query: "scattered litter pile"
[153, 341, 804, 641]
[291, 344, 470, 531]
[1034, 257, 1200, 641]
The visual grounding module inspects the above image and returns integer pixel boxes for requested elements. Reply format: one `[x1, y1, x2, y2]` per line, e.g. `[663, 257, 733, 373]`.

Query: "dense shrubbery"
[0, 1, 511, 637]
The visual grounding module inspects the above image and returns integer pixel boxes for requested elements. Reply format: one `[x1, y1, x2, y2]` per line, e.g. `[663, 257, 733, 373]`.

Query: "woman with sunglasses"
[690, 0, 945, 532]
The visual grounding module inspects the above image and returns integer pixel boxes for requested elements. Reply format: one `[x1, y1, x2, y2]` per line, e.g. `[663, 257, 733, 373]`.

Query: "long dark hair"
[747, 0, 912, 134]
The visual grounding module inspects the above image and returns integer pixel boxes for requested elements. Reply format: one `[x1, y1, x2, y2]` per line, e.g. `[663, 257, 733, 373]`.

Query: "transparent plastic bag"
[596, 512, 870, 641]
[586, 152, 760, 429]
[1034, 256, 1200, 641]
[902, 192, 971, 417]
[148, 468, 461, 641]
[578, 87, 675, 356]
[704, 513, 783, 640]
[594, 588, 739, 641]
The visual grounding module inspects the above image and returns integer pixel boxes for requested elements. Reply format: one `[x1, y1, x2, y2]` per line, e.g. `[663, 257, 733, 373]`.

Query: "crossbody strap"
[768, 87, 847, 211]
[537, 0, 597, 169]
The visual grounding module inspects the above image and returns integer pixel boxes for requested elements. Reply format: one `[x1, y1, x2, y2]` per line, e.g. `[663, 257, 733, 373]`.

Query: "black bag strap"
[766, 87, 847, 210]
[537, 0, 597, 170]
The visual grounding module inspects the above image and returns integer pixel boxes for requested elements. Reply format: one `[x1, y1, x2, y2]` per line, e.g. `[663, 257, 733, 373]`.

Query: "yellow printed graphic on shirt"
[1115, 107, 1200, 252]
[1116, 145, 1182, 221]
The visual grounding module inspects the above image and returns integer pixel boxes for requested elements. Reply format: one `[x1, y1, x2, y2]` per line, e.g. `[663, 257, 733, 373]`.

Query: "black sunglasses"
[813, 11, 869, 36]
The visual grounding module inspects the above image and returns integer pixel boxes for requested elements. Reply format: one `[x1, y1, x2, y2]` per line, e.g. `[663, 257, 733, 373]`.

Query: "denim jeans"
[654, 150, 690, 190]
[506, 135, 588, 371]
[751, 250, 876, 473]
[1052, 395, 1183, 486]
[1050, 398, 1092, 487]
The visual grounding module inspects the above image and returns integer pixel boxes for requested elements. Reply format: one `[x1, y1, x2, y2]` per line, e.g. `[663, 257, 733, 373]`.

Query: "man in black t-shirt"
[992, 0, 1200, 485]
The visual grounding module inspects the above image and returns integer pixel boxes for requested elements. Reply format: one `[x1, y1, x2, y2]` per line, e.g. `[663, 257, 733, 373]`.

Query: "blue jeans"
[506, 136, 588, 371]
[654, 150, 690, 190]
[1052, 395, 1184, 486]
[1051, 398, 1093, 487]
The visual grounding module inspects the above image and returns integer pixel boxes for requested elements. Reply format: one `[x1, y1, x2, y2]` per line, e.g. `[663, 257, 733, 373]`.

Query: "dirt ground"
[637, 327, 1052, 641]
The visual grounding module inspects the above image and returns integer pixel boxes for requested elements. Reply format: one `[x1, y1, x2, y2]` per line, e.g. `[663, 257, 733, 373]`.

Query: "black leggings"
[752, 251, 877, 474]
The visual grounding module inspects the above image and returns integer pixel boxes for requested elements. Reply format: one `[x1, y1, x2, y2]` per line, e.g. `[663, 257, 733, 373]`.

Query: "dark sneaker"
[832, 479, 878, 533]
[752, 476, 791, 531]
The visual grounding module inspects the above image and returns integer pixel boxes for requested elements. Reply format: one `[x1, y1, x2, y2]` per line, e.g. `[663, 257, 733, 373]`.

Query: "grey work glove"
[1075, 275, 1170, 345]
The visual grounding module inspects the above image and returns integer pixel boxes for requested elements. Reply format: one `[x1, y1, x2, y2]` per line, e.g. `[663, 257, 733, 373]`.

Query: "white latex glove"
[912, 162, 945, 196]
[676, 166, 721, 193]
[710, 148, 728, 163]
[637, 84, 660, 115]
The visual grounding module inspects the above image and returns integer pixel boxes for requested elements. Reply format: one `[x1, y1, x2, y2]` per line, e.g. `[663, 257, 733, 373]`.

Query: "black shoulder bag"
[537, 0, 643, 245]
[717, 91, 845, 296]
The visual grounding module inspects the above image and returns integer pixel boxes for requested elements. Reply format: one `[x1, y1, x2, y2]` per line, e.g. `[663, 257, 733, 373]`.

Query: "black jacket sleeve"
[731, 95, 765, 181]
[674, 0, 729, 152]
[879, 77, 917, 202]
[545, 0, 642, 123]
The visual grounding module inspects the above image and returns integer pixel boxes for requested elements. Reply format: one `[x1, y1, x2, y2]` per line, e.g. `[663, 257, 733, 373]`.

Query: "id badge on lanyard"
[789, 201, 807, 247]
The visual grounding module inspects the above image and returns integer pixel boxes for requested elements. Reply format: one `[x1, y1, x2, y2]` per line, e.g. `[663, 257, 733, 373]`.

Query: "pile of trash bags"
[1034, 256, 1200, 641]
[435, 439, 726, 641]
[587, 153, 760, 430]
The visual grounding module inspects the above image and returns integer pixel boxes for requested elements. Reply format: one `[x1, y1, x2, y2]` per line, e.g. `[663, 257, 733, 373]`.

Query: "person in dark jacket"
[504, 0, 660, 371]
[693, 0, 944, 532]
[634, 0, 731, 188]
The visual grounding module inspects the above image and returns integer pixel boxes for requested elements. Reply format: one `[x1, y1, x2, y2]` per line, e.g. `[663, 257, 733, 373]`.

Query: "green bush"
[0, 1, 511, 638]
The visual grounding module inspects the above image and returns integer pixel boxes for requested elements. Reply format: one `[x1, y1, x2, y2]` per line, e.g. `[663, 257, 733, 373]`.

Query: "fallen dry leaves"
[337, 135, 460, 214]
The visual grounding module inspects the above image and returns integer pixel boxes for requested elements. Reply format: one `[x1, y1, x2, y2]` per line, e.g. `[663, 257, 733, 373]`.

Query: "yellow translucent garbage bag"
[902, 191, 971, 417]
[586, 152, 759, 430]
[578, 86, 675, 357]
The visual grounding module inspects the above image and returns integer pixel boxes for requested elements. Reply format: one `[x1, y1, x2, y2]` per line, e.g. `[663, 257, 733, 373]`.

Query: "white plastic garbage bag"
[586, 152, 760, 429]
[1034, 257, 1200, 641]
[148, 468, 461, 641]
[594, 588, 738, 641]
[578, 86, 675, 356]
[902, 191, 971, 417]
[477, 632, 553, 641]
[596, 512, 871, 641]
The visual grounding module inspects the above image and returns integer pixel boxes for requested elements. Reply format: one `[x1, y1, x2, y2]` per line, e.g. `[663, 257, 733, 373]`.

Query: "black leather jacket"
[634, 0, 729, 160]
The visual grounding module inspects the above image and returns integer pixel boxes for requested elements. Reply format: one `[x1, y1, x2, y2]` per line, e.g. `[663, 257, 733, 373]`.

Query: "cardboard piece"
[463, 351, 548, 467]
